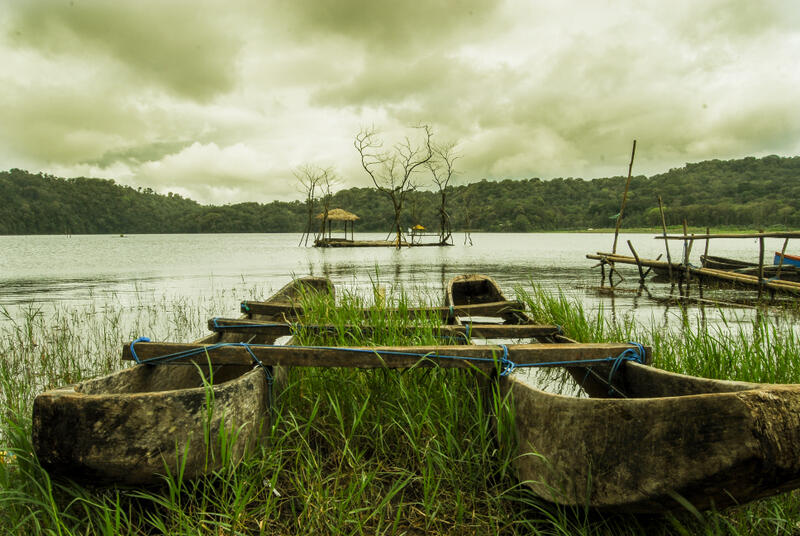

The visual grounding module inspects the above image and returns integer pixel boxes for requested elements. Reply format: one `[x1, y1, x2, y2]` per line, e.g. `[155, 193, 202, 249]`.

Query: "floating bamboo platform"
[587, 252, 800, 296]
[314, 238, 450, 248]
[587, 252, 680, 276]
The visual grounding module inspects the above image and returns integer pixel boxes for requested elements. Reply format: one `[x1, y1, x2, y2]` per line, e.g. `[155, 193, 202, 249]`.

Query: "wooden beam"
[655, 231, 800, 240]
[122, 342, 652, 369]
[240, 299, 524, 319]
[209, 318, 562, 339]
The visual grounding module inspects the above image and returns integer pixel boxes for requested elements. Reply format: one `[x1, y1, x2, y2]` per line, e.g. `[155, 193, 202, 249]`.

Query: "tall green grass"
[1, 282, 800, 534]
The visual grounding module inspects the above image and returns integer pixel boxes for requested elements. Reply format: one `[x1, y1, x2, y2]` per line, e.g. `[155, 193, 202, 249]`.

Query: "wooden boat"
[447, 274, 800, 513]
[701, 254, 755, 271]
[32, 277, 332, 486]
[701, 254, 800, 282]
[775, 251, 800, 268]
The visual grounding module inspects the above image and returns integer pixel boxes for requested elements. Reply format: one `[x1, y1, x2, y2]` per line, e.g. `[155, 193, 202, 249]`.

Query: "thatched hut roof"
[316, 208, 359, 221]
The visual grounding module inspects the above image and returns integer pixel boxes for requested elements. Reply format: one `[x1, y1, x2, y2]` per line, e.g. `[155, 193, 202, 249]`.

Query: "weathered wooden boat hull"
[32, 276, 332, 486]
[447, 274, 507, 306]
[701, 254, 756, 270]
[448, 273, 800, 513]
[506, 367, 800, 512]
[33, 364, 268, 485]
[702, 254, 800, 282]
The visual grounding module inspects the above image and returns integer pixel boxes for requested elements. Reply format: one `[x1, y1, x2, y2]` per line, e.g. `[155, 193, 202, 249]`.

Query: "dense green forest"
[2, 155, 799, 235]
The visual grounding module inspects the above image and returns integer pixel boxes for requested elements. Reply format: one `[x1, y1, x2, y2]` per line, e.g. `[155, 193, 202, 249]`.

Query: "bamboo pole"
[704, 227, 710, 260]
[693, 266, 800, 293]
[775, 238, 789, 280]
[758, 230, 765, 300]
[612, 140, 637, 254]
[241, 299, 523, 320]
[209, 319, 562, 339]
[656, 231, 800, 240]
[657, 196, 673, 281]
[682, 219, 690, 292]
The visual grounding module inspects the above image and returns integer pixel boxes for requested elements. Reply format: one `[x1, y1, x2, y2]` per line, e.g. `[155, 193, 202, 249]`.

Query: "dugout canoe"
[700, 254, 756, 271]
[700, 254, 800, 282]
[32, 276, 333, 486]
[447, 274, 800, 513]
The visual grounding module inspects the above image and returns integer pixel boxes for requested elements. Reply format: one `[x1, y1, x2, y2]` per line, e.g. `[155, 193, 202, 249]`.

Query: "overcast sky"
[1, 0, 799, 204]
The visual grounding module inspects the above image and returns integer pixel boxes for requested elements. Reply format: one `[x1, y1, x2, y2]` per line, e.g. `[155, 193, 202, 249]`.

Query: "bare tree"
[354, 125, 433, 248]
[295, 165, 337, 246]
[316, 168, 339, 241]
[462, 182, 475, 245]
[426, 141, 459, 245]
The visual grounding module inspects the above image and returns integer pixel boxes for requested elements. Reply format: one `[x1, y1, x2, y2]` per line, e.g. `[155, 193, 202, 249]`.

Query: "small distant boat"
[447, 273, 800, 513]
[775, 252, 800, 268]
[32, 277, 333, 486]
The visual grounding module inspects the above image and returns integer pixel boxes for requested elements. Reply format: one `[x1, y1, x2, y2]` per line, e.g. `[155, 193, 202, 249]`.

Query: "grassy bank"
[2, 284, 800, 534]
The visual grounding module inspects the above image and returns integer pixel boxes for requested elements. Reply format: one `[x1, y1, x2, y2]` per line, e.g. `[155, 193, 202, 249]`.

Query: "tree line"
[1, 154, 799, 236]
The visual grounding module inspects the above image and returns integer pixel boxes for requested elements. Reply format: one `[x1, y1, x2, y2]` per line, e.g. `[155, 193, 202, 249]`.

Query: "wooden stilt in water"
[600, 259, 607, 287]
[658, 196, 673, 282]
[612, 140, 637, 254]
[776, 238, 789, 280]
[682, 219, 691, 296]
[627, 240, 645, 284]
[758, 230, 765, 301]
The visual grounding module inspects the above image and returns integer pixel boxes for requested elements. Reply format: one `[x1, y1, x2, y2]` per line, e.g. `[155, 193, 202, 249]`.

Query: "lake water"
[0, 232, 791, 329]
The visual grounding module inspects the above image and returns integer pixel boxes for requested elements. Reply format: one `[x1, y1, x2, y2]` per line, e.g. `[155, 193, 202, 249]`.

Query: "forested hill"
[2, 155, 799, 235]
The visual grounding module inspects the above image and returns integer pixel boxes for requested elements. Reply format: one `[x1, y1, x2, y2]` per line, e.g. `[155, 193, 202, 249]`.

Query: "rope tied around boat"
[129, 338, 646, 381]
[498, 341, 646, 379]
[129, 337, 273, 384]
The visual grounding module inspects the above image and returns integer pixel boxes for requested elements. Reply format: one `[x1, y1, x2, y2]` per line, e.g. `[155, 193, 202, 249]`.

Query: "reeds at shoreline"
[2, 283, 800, 534]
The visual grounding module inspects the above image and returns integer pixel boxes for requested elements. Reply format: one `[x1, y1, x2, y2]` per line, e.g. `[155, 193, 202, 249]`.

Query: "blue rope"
[129, 339, 646, 380]
[129, 338, 274, 383]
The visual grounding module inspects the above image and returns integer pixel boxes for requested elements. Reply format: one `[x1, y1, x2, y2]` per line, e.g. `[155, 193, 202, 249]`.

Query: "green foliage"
[4, 284, 800, 533]
[2, 154, 800, 234]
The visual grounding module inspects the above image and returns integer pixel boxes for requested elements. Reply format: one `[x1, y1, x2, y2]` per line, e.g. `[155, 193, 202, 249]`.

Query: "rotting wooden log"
[240, 299, 524, 320]
[122, 342, 652, 369]
[208, 319, 561, 339]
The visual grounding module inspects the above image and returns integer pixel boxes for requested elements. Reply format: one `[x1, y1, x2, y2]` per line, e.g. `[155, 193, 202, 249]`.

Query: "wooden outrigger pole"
[123, 341, 651, 369]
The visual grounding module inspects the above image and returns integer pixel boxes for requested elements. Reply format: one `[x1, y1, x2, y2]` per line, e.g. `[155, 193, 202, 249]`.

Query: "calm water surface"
[0, 232, 790, 328]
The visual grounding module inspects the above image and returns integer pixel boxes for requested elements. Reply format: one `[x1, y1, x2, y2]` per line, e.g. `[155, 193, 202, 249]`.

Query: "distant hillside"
[2, 155, 799, 235]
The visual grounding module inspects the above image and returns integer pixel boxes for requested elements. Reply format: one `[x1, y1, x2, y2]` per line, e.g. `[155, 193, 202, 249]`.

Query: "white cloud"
[1, 0, 798, 203]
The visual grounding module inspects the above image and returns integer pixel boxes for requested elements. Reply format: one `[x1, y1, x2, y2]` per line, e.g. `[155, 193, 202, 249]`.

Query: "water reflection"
[0, 232, 795, 331]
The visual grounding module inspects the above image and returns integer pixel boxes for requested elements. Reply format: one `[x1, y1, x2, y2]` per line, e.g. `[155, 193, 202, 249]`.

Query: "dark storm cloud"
[0, 0, 798, 203]
[8, 0, 242, 101]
